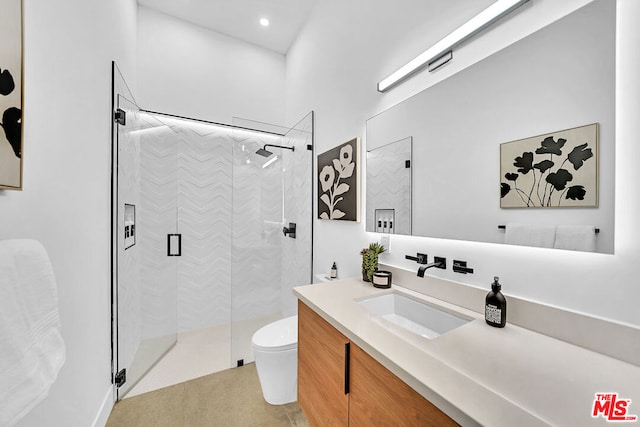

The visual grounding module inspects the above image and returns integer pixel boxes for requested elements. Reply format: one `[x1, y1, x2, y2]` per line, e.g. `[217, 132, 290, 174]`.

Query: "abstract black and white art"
[500, 123, 598, 208]
[317, 137, 360, 221]
[0, 0, 23, 190]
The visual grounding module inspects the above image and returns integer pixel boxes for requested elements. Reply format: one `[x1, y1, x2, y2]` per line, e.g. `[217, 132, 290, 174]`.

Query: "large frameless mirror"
[366, 0, 615, 253]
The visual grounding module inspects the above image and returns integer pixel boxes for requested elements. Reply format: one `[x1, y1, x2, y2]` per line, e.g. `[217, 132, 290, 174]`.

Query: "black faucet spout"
[417, 262, 441, 277]
[416, 257, 446, 277]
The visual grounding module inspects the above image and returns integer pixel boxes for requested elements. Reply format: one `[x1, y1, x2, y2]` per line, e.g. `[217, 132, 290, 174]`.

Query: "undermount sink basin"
[357, 291, 472, 339]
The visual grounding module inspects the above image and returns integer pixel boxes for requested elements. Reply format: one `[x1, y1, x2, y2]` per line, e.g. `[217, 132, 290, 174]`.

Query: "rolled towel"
[504, 222, 556, 248]
[0, 240, 66, 426]
[554, 225, 597, 252]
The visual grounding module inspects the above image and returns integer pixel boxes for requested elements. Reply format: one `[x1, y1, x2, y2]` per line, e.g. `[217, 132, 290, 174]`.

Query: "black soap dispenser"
[330, 262, 338, 279]
[485, 276, 507, 328]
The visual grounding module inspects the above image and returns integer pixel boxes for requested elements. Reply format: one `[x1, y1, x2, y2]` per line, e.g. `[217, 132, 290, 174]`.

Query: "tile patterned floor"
[106, 364, 309, 427]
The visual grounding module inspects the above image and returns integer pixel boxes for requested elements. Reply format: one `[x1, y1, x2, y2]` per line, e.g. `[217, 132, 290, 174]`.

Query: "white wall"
[0, 0, 137, 426]
[0, 1, 636, 424]
[137, 6, 286, 126]
[287, 0, 640, 327]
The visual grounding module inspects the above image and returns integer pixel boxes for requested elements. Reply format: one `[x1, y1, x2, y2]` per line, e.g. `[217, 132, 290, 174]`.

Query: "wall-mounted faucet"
[405, 253, 446, 276]
[417, 257, 446, 277]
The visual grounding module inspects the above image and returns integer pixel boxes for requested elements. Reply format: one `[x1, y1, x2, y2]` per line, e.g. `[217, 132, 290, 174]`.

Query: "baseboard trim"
[92, 386, 115, 427]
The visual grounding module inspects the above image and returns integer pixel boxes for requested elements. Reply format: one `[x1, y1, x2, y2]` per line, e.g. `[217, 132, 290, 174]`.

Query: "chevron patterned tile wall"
[139, 122, 179, 341]
[231, 131, 284, 326]
[175, 125, 233, 333]
[366, 137, 412, 235]
[281, 113, 314, 317]
[134, 113, 313, 368]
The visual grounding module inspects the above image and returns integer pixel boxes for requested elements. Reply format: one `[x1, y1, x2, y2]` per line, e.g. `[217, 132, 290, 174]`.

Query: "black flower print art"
[513, 152, 534, 174]
[535, 136, 566, 156]
[0, 0, 24, 190]
[0, 68, 22, 159]
[567, 143, 593, 170]
[0, 69, 16, 95]
[317, 138, 360, 221]
[500, 124, 598, 208]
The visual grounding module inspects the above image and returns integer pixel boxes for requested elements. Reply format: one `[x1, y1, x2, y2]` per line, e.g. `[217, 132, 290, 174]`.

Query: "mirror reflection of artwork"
[317, 138, 360, 221]
[500, 123, 598, 208]
[366, 137, 412, 234]
[0, 0, 23, 190]
[124, 204, 136, 249]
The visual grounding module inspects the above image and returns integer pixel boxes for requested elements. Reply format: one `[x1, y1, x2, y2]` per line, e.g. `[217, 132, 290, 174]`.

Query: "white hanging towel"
[554, 225, 597, 252]
[503, 222, 556, 248]
[0, 240, 65, 426]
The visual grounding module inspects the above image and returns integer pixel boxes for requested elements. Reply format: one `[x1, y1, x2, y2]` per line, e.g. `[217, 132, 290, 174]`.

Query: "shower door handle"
[167, 234, 182, 256]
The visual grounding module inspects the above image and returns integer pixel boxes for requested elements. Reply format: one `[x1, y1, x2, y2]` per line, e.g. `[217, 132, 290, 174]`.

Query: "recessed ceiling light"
[259, 17, 270, 27]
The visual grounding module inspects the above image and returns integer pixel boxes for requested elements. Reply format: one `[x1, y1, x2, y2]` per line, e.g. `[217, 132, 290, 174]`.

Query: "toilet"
[251, 315, 298, 405]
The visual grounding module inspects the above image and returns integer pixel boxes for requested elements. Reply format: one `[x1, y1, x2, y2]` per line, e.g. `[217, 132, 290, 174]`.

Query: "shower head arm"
[263, 144, 295, 152]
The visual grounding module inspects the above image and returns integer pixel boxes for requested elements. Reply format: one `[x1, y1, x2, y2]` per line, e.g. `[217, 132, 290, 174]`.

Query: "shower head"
[256, 147, 273, 157]
[256, 144, 295, 157]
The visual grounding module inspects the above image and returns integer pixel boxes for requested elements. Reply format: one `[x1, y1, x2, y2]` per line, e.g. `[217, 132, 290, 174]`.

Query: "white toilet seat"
[252, 315, 297, 352]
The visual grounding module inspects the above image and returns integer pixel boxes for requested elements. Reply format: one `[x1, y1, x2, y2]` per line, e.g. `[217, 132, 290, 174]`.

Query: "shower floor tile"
[125, 324, 230, 398]
[125, 315, 282, 398]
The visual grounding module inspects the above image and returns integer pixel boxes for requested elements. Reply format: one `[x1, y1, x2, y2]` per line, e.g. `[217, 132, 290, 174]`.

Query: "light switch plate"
[381, 235, 390, 253]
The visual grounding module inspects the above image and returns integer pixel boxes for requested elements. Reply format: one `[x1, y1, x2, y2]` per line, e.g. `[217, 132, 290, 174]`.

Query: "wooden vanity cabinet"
[349, 342, 458, 426]
[298, 301, 350, 426]
[298, 300, 459, 427]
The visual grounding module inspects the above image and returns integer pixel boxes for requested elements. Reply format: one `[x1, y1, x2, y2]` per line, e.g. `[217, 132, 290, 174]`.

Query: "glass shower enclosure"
[111, 62, 313, 398]
[111, 64, 179, 398]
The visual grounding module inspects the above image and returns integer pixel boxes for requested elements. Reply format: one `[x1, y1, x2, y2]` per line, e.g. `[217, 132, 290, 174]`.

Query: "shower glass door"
[230, 113, 314, 366]
[112, 64, 178, 398]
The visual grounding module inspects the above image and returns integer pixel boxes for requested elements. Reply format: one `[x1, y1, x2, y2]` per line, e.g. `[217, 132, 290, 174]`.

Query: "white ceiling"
[137, 0, 317, 55]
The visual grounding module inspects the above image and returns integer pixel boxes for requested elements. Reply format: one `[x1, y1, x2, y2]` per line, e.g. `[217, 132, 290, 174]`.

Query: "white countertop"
[294, 278, 640, 426]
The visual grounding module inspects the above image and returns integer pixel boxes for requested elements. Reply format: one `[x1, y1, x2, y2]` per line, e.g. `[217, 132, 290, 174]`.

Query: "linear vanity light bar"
[377, 0, 529, 93]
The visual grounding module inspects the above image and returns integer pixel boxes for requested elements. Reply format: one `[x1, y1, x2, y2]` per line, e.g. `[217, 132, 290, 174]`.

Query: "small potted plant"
[360, 242, 385, 282]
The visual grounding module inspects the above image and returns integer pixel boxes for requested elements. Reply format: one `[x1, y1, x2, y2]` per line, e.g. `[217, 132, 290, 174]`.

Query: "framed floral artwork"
[317, 137, 360, 221]
[0, 0, 23, 190]
[500, 123, 598, 208]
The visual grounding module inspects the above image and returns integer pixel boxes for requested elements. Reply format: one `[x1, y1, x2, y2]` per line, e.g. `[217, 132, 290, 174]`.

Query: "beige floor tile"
[107, 382, 186, 427]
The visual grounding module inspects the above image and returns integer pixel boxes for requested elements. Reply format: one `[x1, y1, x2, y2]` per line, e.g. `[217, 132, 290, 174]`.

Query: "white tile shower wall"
[366, 141, 411, 235]
[139, 116, 312, 344]
[281, 115, 314, 316]
[175, 124, 233, 332]
[232, 133, 283, 323]
[141, 120, 290, 335]
[139, 124, 179, 340]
